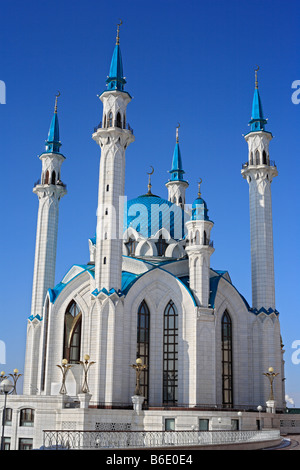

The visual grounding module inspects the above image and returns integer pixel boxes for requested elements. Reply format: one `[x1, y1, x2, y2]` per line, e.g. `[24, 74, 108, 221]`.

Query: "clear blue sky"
[1, 0, 299, 406]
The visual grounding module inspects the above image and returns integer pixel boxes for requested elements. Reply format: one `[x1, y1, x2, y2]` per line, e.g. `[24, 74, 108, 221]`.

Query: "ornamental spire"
[116, 19, 122, 45]
[106, 21, 126, 92]
[45, 92, 62, 153]
[248, 66, 268, 133]
[255, 65, 259, 89]
[169, 123, 185, 181]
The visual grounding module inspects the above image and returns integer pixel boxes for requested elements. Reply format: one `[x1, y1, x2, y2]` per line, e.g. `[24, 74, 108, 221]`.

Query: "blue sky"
[1, 0, 299, 406]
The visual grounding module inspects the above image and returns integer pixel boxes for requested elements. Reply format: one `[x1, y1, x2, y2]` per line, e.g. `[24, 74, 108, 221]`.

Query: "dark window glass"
[137, 300, 150, 402]
[125, 237, 138, 256]
[20, 408, 34, 427]
[63, 301, 82, 364]
[222, 311, 233, 407]
[156, 235, 168, 256]
[163, 301, 178, 404]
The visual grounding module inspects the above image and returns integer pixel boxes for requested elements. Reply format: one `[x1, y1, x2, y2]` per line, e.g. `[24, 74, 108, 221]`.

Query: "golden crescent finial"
[54, 91, 60, 113]
[255, 65, 259, 89]
[176, 123, 180, 143]
[147, 166, 154, 194]
[116, 19, 123, 45]
[198, 178, 202, 197]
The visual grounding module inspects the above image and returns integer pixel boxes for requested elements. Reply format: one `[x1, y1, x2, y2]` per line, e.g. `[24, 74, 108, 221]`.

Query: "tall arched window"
[163, 300, 178, 404]
[262, 150, 267, 165]
[108, 112, 113, 127]
[51, 171, 56, 185]
[63, 301, 82, 363]
[44, 170, 49, 185]
[255, 150, 260, 165]
[221, 310, 233, 407]
[137, 300, 150, 402]
[116, 112, 122, 128]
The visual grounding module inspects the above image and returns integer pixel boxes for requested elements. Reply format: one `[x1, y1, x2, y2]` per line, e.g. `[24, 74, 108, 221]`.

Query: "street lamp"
[78, 354, 95, 393]
[57, 359, 72, 395]
[130, 358, 147, 396]
[8, 369, 22, 395]
[0, 378, 14, 450]
[263, 367, 279, 401]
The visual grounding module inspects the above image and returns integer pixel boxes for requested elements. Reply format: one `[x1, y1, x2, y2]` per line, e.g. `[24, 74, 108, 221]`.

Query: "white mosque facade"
[0, 27, 291, 449]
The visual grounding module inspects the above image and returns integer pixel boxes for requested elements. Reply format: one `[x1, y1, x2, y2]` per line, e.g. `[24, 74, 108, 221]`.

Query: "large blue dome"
[124, 193, 188, 240]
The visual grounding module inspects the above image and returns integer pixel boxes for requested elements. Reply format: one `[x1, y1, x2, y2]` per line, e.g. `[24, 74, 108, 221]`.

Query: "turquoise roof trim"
[48, 265, 95, 304]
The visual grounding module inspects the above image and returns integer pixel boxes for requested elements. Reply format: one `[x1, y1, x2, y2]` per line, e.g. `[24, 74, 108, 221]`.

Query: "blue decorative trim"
[28, 314, 42, 322]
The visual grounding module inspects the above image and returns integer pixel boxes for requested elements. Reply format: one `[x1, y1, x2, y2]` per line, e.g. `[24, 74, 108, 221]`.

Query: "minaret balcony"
[93, 120, 134, 134]
[185, 238, 214, 248]
[242, 160, 276, 170]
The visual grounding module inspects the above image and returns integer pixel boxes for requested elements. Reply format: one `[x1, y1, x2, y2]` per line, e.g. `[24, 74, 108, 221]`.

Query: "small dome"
[191, 196, 210, 221]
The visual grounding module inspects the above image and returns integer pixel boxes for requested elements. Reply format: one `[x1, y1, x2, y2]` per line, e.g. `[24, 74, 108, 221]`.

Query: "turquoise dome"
[191, 196, 210, 221]
[124, 193, 188, 240]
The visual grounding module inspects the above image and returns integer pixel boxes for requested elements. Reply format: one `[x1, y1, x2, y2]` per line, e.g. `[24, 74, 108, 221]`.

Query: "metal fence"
[42, 429, 280, 450]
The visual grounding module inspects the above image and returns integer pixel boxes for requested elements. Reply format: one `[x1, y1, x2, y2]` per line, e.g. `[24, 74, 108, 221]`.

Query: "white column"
[242, 131, 277, 311]
[92, 90, 134, 293]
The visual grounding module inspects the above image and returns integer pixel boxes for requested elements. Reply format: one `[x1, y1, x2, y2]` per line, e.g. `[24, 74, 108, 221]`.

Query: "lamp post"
[57, 359, 72, 395]
[263, 367, 279, 401]
[0, 378, 14, 450]
[78, 355, 95, 393]
[257, 405, 263, 430]
[130, 358, 147, 396]
[8, 369, 22, 395]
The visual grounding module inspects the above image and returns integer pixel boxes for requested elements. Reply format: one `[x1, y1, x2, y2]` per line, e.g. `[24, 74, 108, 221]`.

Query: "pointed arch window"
[63, 301, 82, 363]
[163, 300, 178, 404]
[116, 112, 122, 128]
[108, 112, 113, 127]
[125, 237, 138, 256]
[155, 235, 168, 257]
[51, 171, 56, 185]
[137, 300, 150, 402]
[44, 170, 49, 185]
[262, 150, 267, 165]
[221, 310, 233, 407]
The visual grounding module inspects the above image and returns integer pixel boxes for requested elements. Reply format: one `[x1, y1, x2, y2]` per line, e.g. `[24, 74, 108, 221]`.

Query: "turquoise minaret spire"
[106, 20, 126, 92]
[170, 125, 185, 181]
[248, 66, 268, 132]
[166, 124, 188, 207]
[45, 93, 62, 154]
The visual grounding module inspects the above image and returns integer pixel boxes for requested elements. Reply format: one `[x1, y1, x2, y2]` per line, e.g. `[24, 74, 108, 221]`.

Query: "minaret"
[185, 180, 214, 308]
[166, 124, 188, 208]
[31, 93, 67, 319]
[92, 22, 134, 293]
[241, 67, 277, 312]
[24, 94, 66, 394]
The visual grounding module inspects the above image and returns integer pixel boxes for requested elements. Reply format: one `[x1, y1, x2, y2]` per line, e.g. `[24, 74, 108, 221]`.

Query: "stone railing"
[42, 429, 280, 450]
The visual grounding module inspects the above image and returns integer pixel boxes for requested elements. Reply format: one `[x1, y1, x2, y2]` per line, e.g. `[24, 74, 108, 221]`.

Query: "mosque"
[0, 24, 289, 449]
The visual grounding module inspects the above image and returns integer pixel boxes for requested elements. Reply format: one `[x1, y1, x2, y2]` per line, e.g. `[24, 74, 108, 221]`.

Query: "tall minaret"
[166, 124, 188, 208]
[185, 180, 214, 308]
[24, 94, 67, 394]
[92, 22, 134, 293]
[31, 93, 67, 319]
[241, 67, 277, 312]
